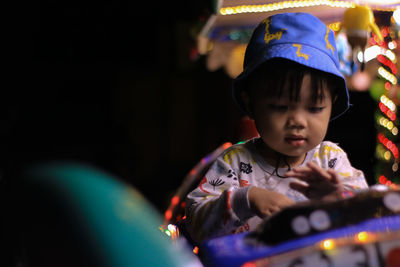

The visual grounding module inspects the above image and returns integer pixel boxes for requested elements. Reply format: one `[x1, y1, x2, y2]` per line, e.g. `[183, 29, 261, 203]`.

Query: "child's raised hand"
[248, 187, 295, 218]
[285, 162, 344, 201]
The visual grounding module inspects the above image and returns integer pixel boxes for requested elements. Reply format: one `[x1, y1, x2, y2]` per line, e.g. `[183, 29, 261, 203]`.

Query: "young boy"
[185, 12, 369, 243]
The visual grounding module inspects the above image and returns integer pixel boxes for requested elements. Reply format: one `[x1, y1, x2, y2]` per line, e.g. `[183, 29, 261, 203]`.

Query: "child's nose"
[286, 110, 307, 128]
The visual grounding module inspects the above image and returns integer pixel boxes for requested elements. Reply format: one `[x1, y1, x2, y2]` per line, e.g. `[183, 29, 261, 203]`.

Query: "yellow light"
[321, 239, 335, 250]
[356, 231, 369, 242]
[378, 67, 398, 84]
[219, 1, 356, 15]
[384, 151, 392, 160]
[383, 118, 389, 127]
[385, 49, 396, 62]
[388, 121, 394, 130]
[392, 127, 398, 136]
[381, 95, 397, 112]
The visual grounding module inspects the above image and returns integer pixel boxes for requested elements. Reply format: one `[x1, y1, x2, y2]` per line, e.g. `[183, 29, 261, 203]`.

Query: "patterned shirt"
[185, 138, 368, 243]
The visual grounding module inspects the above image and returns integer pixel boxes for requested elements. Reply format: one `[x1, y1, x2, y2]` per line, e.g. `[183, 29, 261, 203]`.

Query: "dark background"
[4, 1, 377, 213]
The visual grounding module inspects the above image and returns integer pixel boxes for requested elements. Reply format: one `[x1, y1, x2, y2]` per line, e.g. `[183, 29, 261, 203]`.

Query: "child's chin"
[280, 150, 306, 159]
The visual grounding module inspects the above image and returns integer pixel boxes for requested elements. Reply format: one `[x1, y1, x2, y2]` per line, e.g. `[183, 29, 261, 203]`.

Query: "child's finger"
[305, 162, 331, 180]
[291, 163, 327, 177]
[327, 169, 341, 185]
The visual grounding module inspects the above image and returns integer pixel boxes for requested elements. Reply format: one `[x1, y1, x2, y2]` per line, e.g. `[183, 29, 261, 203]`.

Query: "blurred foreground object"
[4, 162, 200, 267]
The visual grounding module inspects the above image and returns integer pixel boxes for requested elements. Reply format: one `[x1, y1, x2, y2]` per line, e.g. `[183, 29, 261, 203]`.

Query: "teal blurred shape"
[11, 162, 198, 267]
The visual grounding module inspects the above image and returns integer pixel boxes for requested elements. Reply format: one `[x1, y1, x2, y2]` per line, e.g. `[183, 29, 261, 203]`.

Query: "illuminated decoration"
[370, 11, 400, 185]
[378, 66, 398, 84]
[379, 100, 397, 121]
[355, 231, 370, 243]
[377, 115, 398, 136]
[359, 45, 397, 62]
[320, 239, 336, 250]
[381, 95, 397, 112]
[377, 55, 397, 74]
[219, 1, 400, 16]
[378, 133, 399, 159]
[376, 143, 392, 162]
[378, 175, 399, 189]
[219, 1, 355, 15]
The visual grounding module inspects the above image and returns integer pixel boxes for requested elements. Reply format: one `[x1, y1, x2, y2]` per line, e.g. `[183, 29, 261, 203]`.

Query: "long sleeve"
[185, 149, 255, 243]
[312, 142, 369, 192]
[332, 148, 369, 192]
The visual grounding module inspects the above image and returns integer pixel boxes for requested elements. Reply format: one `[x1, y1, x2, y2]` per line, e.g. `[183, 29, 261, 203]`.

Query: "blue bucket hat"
[232, 12, 350, 120]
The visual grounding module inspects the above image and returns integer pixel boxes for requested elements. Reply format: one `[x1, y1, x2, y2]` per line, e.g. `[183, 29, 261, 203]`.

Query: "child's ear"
[241, 90, 253, 118]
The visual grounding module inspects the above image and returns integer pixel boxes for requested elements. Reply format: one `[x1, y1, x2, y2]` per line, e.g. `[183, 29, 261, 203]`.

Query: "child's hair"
[244, 58, 340, 114]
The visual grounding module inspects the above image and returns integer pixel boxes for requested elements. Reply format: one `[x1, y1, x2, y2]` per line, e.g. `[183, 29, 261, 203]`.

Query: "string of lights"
[218, 0, 399, 16]
[372, 21, 400, 185]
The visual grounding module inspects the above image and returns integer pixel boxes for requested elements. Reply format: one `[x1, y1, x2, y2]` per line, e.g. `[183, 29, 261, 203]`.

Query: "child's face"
[251, 73, 332, 166]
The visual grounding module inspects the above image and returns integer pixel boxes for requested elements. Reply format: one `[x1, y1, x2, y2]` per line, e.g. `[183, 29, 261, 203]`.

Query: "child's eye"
[309, 106, 325, 113]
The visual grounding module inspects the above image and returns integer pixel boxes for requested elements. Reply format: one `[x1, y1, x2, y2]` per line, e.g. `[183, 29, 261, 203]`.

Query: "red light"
[222, 142, 233, 150]
[378, 103, 396, 121]
[165, 210, 172, 220]
[171, 196, 179, 206]
[377, 55, 397, 75]
[378, 134, 399, 159]
[379, 175, 387, 184]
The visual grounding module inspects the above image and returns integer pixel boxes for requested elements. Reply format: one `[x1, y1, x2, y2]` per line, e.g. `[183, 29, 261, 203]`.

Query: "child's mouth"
[285, 137, 306, 146]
